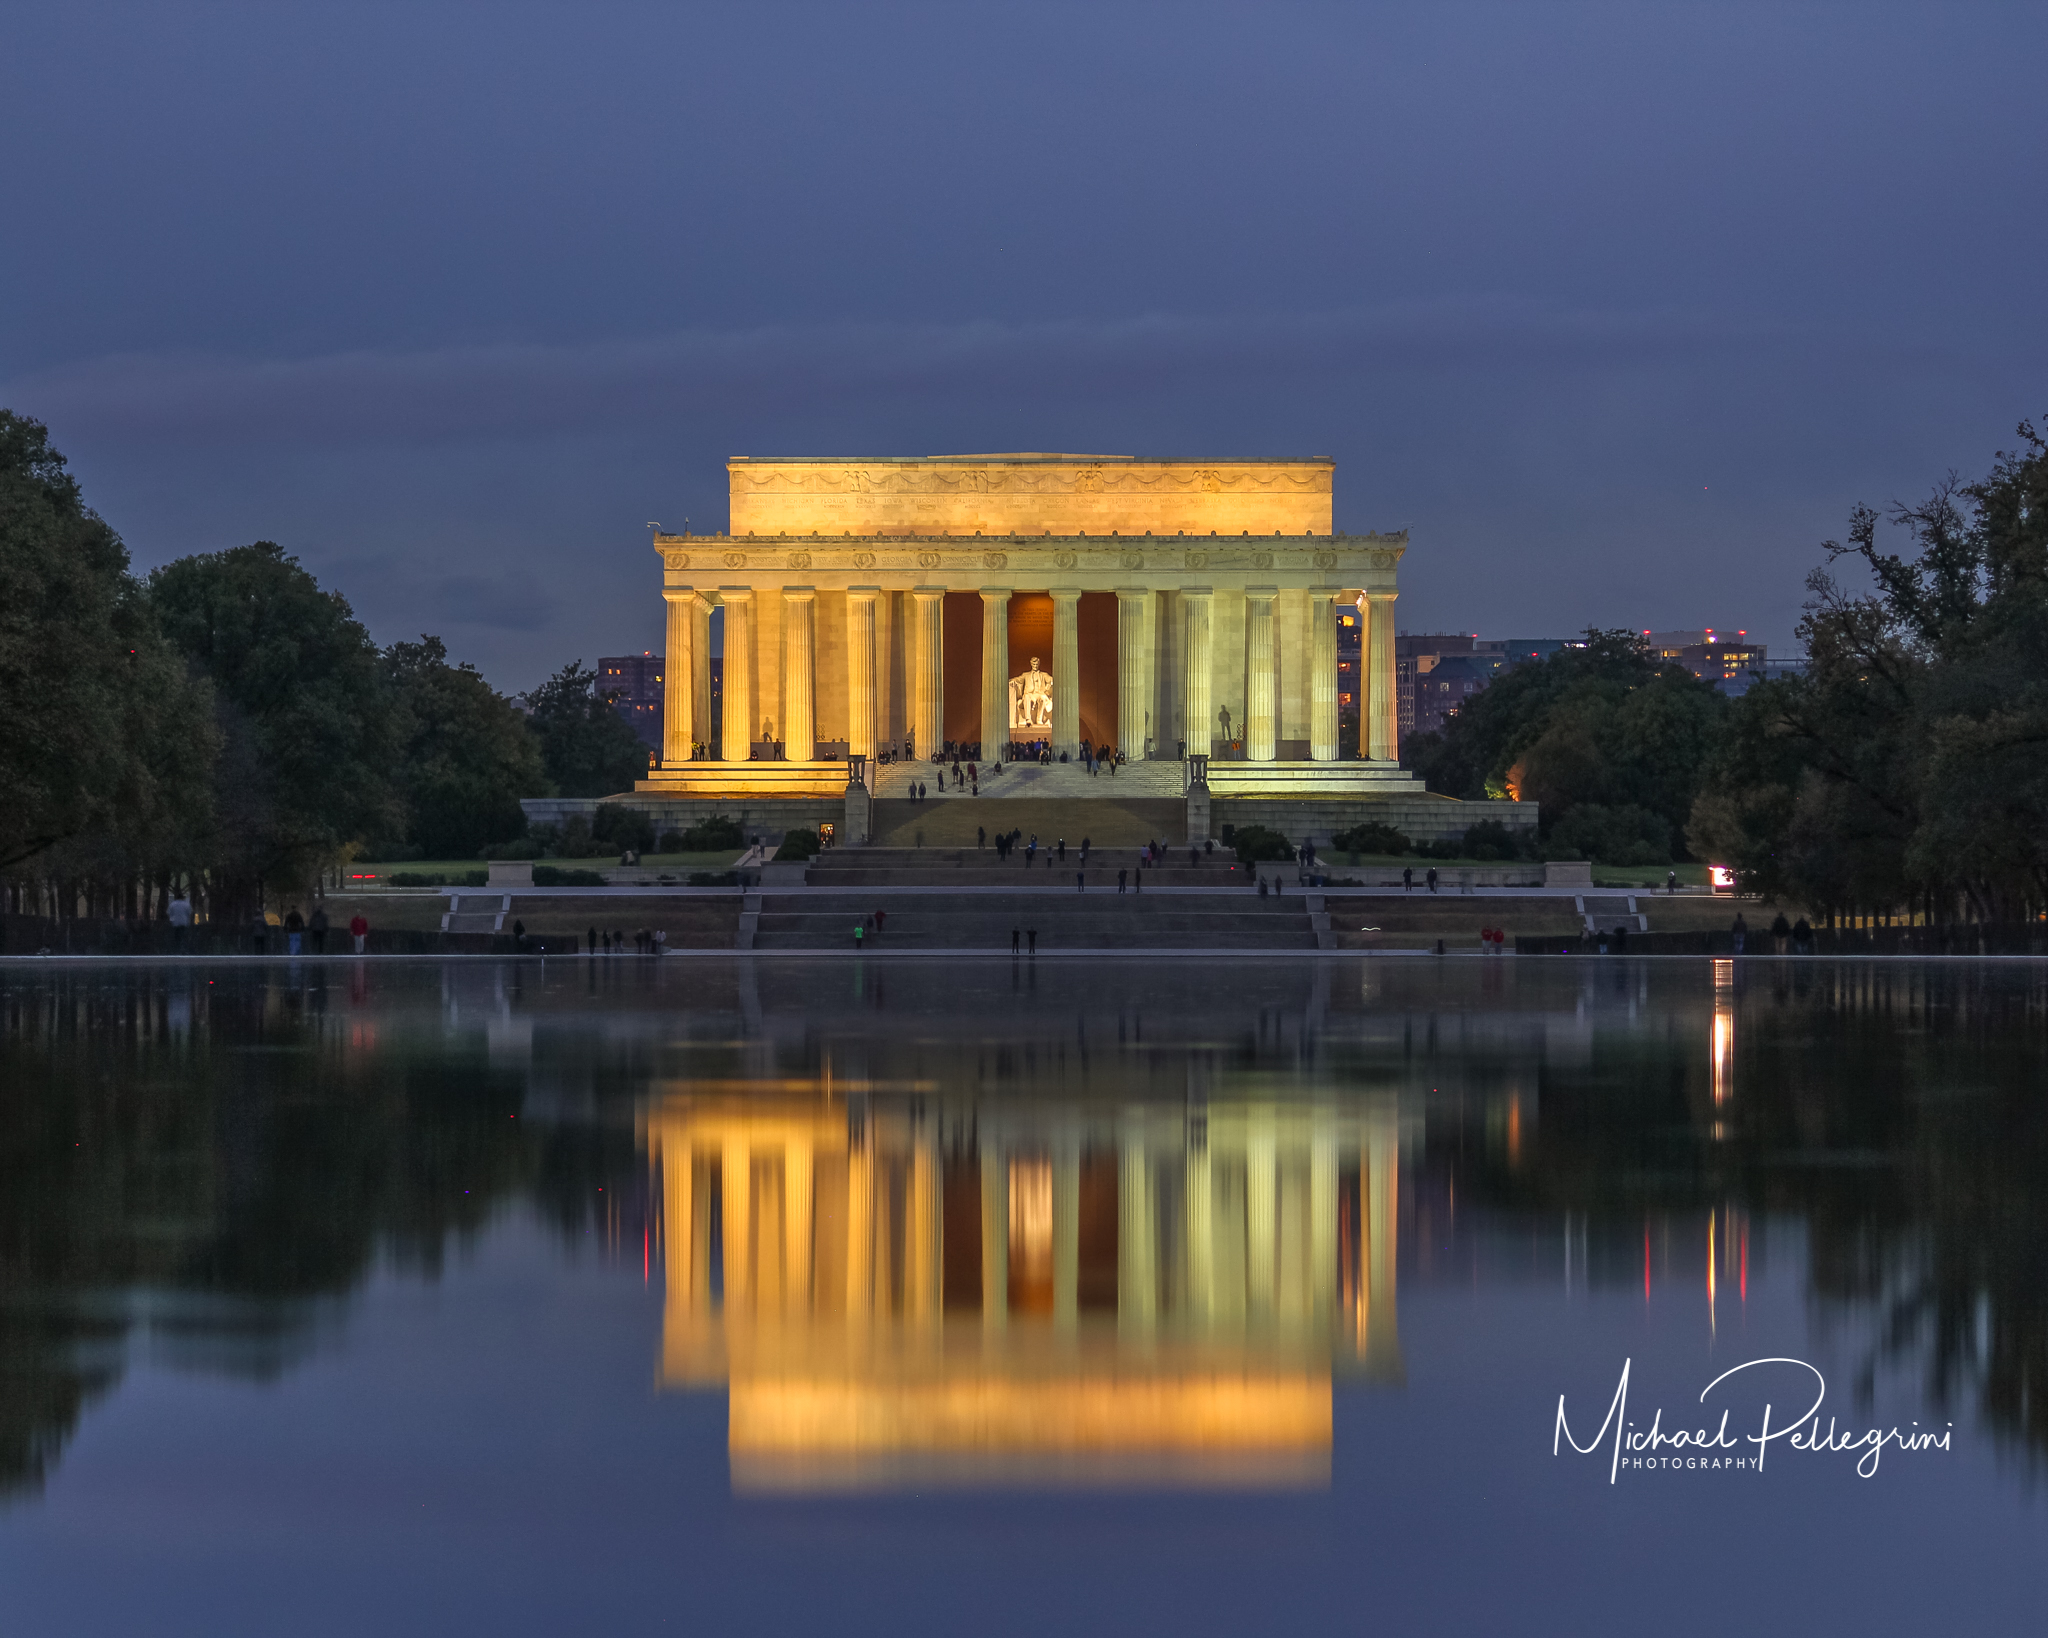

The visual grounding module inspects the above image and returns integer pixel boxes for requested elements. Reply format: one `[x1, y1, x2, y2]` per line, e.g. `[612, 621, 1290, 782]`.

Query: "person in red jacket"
[349, 912, 369, 955]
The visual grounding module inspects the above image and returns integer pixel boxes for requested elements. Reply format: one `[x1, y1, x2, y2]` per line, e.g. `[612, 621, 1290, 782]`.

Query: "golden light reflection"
[645, 1093, 1404, 1491]
[1711, 959, 1735, 1114]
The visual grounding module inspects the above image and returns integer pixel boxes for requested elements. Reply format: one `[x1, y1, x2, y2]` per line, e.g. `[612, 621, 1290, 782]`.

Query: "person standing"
[309, 904, 328, 954]
[349, 912, 369, 955]
[1057, 838, 1066, 863]
[1402, 866, 1413, 893]
[168, 892, 193, 953]
[978, 826, 986, 850]
[1666, 868, 1678, 895]
[1027, 928, 1037, 955]
[875, 908, 887, 935]
[854, 920, 865, 948]
[1080, 837, 1090, 867]
[1118, 868, 1127, 894]
[1732, 912, 1747, 954]
[1426, 866, 1438, 894]
[1012, 925, 1021, 955]
[1076, 870, 1085, 892]
[1770, 911, 1791, 953]
[284, 906, 305, 957]
[513, 918, 528, 953]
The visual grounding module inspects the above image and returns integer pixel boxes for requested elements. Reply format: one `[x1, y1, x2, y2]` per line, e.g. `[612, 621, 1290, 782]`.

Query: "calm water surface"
[2, 956, 2043, 1635]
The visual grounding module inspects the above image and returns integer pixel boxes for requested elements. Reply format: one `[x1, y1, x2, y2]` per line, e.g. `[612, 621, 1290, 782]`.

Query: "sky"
[3, 1, 2043, 692]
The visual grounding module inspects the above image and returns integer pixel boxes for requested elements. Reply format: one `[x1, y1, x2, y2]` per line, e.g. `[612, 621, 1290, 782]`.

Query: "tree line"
[1408, 419, 2047, 923]
[0, 412, 648, 925]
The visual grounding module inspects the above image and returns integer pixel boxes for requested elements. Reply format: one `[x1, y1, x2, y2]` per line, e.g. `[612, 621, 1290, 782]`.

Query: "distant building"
[1718, 655, 1806, 698]
[598, 653, 664, 749]
[1643, 629, 1766, 691]
[1397, 633, 1571, 736]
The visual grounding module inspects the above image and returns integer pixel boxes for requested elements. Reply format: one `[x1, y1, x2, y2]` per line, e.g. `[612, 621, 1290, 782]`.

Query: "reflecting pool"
[2, 957, 2044, 1635]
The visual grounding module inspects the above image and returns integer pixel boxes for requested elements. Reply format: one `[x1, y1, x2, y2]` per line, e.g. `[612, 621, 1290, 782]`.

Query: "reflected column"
[1119, 1127, 1156, 1338]
[1053, 1133, 1080, 1334]
[981, 1142, 1008, 1332]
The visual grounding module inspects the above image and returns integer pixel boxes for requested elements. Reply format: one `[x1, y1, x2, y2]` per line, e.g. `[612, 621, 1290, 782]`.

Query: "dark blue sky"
[4, 2, 2042, 689]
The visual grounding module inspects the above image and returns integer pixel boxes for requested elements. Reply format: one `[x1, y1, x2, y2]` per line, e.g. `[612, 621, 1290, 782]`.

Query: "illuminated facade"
[638, 455, 1417, 799]
[648, 1091, 1404, 1490]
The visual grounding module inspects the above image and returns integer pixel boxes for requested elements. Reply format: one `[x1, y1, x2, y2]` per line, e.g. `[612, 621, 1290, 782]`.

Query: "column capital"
[979, 586, 1013, 600]
[1049, 587, 1082, 603]
[718, 585, 755, 603]
[662, 586, 708, 610]
[845, 584, 880, 602]
[781, 585, 817, 602]
[1366, 588, 1399, 604]
[910, 585, 945, 602]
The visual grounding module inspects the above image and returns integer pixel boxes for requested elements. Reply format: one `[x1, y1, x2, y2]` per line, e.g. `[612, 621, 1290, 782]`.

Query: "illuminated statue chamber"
[648, 1089, 1404, 1491]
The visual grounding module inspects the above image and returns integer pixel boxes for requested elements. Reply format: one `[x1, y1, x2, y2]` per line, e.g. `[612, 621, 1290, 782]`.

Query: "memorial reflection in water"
[648, 1088, 1403, 1489]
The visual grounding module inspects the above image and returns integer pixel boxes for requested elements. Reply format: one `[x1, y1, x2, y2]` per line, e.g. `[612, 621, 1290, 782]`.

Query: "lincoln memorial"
[604, 453, 1529, 842]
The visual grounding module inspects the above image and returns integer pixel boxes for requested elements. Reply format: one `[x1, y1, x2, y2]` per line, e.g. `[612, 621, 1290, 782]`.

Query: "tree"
[148, 543, 400, 908]
[1405, 630, 1726, 860]
[524, 661, 650, 798]
[1691, 420, 2048, 919]
[0, 411, 215, 879]
[382, 637, 548, 858]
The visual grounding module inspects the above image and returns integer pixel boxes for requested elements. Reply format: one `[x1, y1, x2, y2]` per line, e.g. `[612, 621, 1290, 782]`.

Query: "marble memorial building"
[638, 455, 1419, 804]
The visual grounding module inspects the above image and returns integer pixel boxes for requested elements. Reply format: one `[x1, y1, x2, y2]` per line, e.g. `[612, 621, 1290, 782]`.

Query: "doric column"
[1309, 592, 1338, 762]
[719, 589, 753, 762]
[781, 587, 816, 762]
[1367, 590, 1399, 762]
[910, 588, 944, 757]
[690, 597, 712, 755]
[1182, 589, 1213, 758]
[660, 588, 700, 765]
[1116, 589, 1150, 759]
[845, 588, 878, 761]
[1051, 589, 1081, 761]
[980, 588, 1011, 759]
[1245, 590, 1278, 762]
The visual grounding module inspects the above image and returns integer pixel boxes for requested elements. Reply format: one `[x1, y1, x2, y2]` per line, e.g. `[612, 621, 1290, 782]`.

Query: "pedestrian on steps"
[978, 826, 986, 849]
[1076, 871, 1085, 892]
[1426, 866, 1439, 894]
[349, 912, 369, 955]
[1028, 929, 1037, 955]
[854, 921, 864, 948]
[1118, 868, 1128, 894]
[1012, 926, 1021, 954]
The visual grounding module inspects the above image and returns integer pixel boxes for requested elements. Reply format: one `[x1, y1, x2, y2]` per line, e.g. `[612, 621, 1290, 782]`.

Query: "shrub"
[680, 814, 745, 851]
[532, 865, 608, 887]
[687, 870, 739, 887]
[1548, 803, 1671, 866]
[387, 872, 433, 887]
[1460, 818, 1527, 863]
[480, 836, 542, 860]
[773, 828, 822, 862]
[1332, 821, 1410, 856]
[1231, 824, 1296, 865]
[592, 804, 656, 854]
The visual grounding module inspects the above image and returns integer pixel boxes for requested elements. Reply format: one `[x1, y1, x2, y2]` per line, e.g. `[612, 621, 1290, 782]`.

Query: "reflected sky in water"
[1, 957, 2045, 1635]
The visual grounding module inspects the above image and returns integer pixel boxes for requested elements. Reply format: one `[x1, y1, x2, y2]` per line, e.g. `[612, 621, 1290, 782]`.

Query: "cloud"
[0, 300, 1802, 452]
